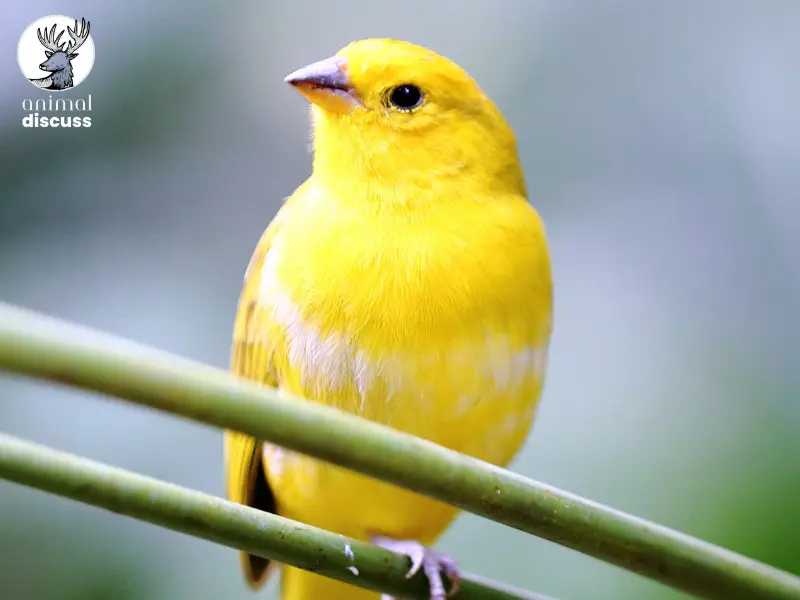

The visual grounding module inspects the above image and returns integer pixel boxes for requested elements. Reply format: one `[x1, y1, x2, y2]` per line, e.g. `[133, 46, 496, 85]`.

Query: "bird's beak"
[284, 56, 362, 113]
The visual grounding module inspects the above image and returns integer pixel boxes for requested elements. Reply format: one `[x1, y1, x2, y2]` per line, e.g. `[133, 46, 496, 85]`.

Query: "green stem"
[0, 302, 798, 600]
[0, 433, 550, 600]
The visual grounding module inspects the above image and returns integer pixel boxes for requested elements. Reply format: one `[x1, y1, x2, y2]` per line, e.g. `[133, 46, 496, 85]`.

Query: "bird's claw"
[371, 536, 460, 600]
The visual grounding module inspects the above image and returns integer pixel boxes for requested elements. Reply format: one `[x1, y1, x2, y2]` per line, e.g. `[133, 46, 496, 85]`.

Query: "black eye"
[389, 84, 423, 110]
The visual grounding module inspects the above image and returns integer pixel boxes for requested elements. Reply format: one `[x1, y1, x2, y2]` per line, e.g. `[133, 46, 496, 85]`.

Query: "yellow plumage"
[225, 39, 553, 600]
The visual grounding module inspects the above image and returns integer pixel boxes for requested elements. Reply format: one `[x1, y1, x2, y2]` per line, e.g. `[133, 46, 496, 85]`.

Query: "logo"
[17, 16, 94, 128]
[17, 16, 94, 91]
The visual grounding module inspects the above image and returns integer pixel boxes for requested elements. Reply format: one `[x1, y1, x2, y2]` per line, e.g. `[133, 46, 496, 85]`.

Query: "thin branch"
[0, 433, 551, 600]
[0, 302, 798, 600]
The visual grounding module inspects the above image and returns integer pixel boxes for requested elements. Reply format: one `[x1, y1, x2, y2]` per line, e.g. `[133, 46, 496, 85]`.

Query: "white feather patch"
[259, 240, 549, 405]
[260, 239, 355, 392]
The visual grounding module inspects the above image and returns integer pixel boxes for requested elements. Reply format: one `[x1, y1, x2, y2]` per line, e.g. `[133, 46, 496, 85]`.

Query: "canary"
[224, 39, 553, 600]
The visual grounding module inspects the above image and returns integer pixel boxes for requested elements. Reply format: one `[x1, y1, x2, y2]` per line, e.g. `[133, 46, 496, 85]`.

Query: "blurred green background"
[1, 1, 798, 599]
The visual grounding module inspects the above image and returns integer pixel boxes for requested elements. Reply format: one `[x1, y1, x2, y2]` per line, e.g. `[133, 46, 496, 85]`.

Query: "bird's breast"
[254, 199, 552, 459]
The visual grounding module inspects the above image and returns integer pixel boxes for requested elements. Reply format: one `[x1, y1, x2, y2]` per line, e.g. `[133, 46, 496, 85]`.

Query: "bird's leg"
[370, 536, 460, 600]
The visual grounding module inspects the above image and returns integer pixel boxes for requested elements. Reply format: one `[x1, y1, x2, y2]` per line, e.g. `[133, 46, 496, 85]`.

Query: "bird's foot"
[371, 536, 460, 600]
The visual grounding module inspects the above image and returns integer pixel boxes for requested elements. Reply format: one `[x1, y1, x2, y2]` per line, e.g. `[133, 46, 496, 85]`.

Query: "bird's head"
[285, 39, 525, 198]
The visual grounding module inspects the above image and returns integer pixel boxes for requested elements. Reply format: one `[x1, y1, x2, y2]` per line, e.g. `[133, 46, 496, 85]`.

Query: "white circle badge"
[17, 15, 95, 92]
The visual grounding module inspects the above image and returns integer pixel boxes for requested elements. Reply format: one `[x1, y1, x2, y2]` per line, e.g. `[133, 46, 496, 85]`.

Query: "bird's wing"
[224, 194, 297, 589]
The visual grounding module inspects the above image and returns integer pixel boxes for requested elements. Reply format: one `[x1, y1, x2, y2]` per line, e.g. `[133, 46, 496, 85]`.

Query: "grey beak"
[284, 56, 353, 92]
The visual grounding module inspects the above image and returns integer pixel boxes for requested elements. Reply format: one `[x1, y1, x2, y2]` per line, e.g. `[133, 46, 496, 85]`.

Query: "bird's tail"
[281, 566, 379, 600]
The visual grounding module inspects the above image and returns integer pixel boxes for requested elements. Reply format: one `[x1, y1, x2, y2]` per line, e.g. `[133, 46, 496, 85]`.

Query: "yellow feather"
[225, 39, 553, 600]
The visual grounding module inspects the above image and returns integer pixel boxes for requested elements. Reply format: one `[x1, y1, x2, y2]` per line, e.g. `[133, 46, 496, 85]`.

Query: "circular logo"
[17, 15, 95, 92]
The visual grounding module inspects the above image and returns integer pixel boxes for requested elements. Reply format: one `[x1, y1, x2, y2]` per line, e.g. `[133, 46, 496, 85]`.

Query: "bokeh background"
[1, 1, 798, 599]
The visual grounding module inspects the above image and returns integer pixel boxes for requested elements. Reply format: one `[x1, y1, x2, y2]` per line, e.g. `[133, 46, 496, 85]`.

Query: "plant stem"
[0, 433, 550, 600]
[0, 302, 799, 600]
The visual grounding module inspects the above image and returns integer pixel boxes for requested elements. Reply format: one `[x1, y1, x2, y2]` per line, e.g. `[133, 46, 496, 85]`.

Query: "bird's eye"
[388, 84, 423, 111]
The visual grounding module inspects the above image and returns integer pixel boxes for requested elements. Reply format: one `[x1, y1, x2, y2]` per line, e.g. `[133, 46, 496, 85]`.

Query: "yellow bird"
[225, 39, 553, 600]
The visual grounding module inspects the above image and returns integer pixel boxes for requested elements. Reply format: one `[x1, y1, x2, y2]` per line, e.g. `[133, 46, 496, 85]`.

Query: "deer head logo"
[26, 18, 92, 91]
